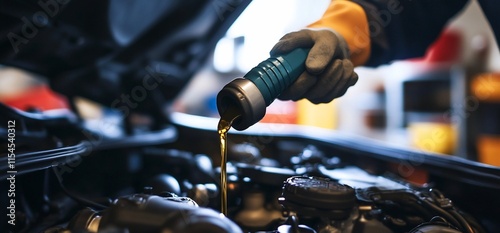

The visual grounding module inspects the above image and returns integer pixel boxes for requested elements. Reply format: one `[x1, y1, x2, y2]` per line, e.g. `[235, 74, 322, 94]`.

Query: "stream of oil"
[218, 108, 240, 216]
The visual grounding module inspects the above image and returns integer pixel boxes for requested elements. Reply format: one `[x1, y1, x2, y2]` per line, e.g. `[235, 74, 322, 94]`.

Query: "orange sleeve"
[308, 0, 370, 66]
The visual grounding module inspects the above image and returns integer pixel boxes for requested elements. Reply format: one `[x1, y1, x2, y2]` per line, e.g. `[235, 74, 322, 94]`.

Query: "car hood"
[1, 0, 250, 116]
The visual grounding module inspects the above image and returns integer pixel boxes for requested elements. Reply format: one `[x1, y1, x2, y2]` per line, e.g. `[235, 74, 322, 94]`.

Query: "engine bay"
[1, 108, 499, 233]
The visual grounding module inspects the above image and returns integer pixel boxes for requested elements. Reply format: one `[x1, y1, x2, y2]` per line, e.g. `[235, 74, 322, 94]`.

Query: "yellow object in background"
[408, 122, 457, 155]
[296, 99, 338, 129]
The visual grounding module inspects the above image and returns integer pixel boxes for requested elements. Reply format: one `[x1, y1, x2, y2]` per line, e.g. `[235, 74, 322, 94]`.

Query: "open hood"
[1, 0, 250, 118]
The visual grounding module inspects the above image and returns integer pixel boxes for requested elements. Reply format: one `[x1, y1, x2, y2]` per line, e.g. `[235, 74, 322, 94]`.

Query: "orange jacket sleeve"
[308, 0, 370, 66]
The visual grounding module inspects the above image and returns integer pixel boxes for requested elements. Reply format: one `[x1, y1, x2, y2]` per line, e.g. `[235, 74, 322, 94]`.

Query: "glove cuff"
[307, 0, 371, 66]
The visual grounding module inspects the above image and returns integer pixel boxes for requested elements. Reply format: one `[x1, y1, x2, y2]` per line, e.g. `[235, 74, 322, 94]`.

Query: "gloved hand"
[270, 29, 358, 104]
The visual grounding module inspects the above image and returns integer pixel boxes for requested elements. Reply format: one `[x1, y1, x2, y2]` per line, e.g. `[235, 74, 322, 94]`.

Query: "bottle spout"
[217, 78, 266, 131]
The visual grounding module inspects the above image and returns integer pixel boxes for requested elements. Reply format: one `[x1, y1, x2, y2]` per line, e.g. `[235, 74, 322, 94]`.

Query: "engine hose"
[406, 201, 434, 220]
[449, 209, 475, 233]
[381, 191, 434, 220]
[420, 199, 463, 231]
[52, 166, 108, 210]
[456, 211, 487, 233]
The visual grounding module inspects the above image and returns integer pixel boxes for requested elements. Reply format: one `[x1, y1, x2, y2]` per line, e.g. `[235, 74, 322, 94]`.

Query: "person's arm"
[360, 0, 469, 66]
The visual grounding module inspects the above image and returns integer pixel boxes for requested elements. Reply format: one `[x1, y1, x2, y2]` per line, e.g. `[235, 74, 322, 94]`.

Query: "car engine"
[1, 106, 496, 233]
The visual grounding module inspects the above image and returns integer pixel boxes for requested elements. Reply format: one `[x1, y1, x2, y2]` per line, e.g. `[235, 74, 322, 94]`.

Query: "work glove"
[270, 29, 358, 104]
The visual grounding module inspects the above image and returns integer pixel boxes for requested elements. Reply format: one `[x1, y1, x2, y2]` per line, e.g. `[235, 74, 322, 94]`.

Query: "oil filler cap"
[281, 176, 355, 210]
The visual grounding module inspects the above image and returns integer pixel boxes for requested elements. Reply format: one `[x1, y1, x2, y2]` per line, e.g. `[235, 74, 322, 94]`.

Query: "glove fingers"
[345, 60, 358, 87]
[333, 59, 358, 94]
[305, 30, 338, 75]
[270, 30, 314, 56]
[321, 59, 358, 102]
[278, 71, 316, 101]
[303, 59, 343, 103]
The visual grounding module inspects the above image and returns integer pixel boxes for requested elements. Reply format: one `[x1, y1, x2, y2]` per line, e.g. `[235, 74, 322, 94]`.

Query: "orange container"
[471, 73, 500, 103]
[472, 73, 500, 166]
[477, 135, 500, 166]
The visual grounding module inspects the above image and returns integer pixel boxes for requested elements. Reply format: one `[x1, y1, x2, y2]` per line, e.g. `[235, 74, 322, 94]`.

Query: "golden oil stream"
[218, 108, 239, 216]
